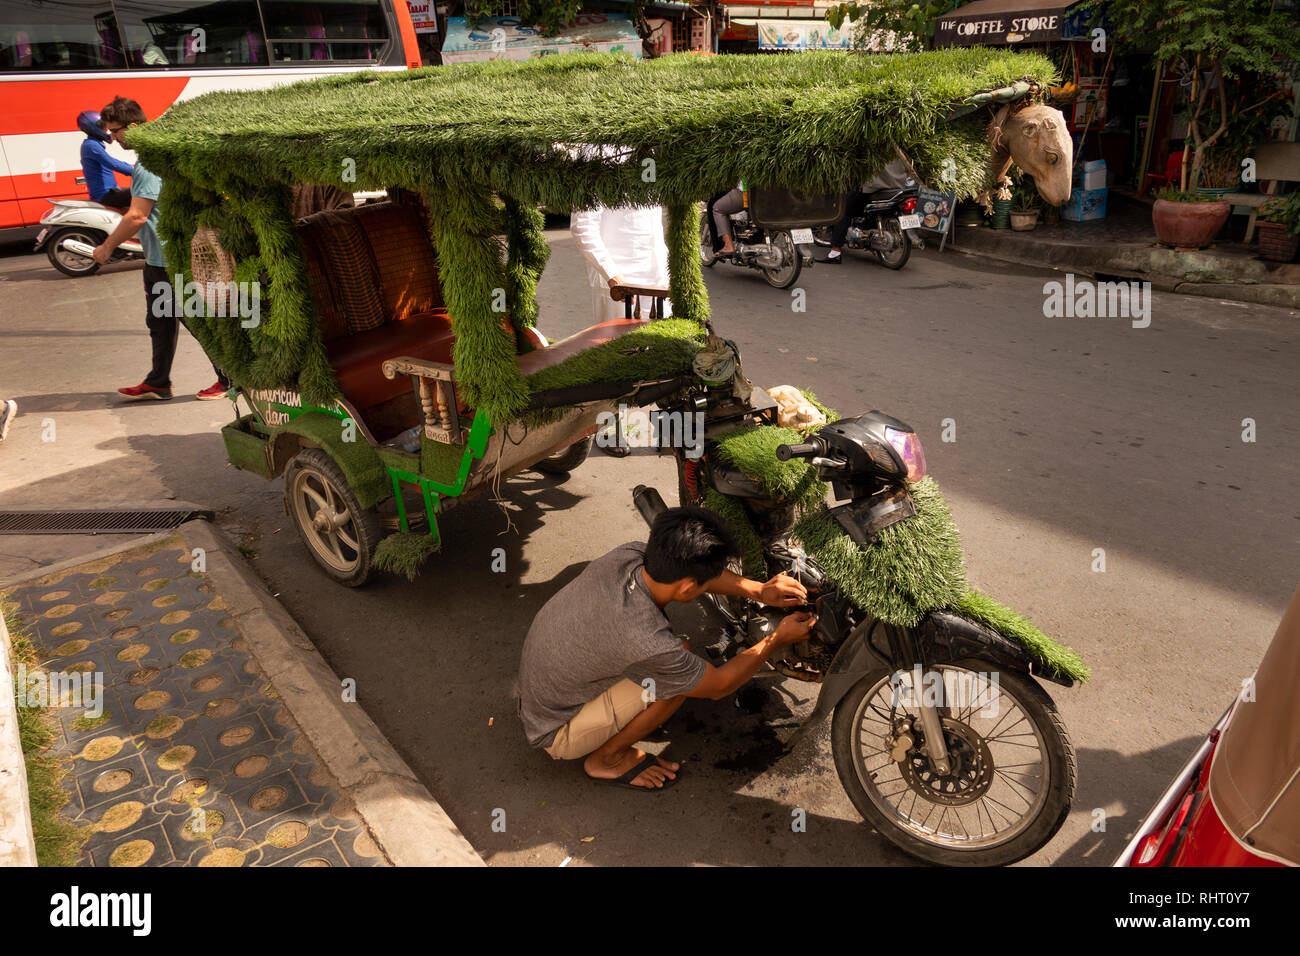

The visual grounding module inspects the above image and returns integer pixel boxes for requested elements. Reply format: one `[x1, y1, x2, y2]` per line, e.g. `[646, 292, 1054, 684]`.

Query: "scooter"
[634, 381, 1077, 866]
[34, 199, 143, 277]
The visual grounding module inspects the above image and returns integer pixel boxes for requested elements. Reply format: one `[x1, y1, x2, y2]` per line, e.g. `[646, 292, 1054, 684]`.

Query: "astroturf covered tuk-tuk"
[127, 48, 1073, 588]
[131, 48, 1095, 865]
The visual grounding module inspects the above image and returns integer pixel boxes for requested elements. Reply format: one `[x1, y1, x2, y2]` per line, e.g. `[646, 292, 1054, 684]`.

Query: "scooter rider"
[77, 110, 133, 212]
[706, 183, 744, 256]
[819, 158, 916, 264]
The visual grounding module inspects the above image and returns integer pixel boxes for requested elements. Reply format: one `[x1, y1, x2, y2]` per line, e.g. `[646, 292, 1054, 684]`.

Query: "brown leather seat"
[325, 309, 455, 411]
[517, 318, 648, 376]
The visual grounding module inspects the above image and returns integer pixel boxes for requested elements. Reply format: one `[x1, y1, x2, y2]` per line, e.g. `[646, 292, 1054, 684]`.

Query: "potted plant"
[1082, 0, 1300, 243]
[989, 183, 1014, 230]
[1009, 181, 1040, 231]
[1152, 187, 1232, 249]
[1256, 193, 1300, 262]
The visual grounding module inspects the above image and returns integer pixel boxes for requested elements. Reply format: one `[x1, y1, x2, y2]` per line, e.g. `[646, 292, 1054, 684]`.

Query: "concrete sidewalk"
[949, 193, 1300, 310]
[1, 521, 482, 867]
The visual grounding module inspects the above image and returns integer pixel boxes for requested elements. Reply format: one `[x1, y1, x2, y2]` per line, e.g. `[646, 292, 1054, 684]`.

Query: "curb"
[178, 520, 484, 867]
[0, 602, 39, 867]
[950, 229, 1300, 310]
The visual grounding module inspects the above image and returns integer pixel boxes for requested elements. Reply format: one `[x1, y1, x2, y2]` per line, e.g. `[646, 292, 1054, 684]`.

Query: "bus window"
[112, 0, 269, 66]
[0, 0, 127, 71]
[259, 0, 389, 63]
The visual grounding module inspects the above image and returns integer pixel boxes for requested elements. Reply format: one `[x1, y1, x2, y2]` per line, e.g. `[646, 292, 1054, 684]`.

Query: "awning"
[935, 0, 1085, 47]
[440, 14, 642, 63]
[738, 18, 853, 50]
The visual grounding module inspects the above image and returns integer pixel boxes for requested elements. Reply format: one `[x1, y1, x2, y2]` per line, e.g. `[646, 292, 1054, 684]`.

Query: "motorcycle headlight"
[885, 426, 927, 482]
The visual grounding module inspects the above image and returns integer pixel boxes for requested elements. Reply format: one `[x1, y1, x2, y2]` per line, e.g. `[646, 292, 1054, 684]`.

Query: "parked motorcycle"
[700, 206, 810, 290]
[634, 383, 1076, 866]
[812, 185, 920, 270]
[34, 199, 143, 277]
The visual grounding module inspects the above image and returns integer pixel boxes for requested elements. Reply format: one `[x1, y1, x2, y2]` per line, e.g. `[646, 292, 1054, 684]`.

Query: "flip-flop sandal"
[589, 753, 681, 791]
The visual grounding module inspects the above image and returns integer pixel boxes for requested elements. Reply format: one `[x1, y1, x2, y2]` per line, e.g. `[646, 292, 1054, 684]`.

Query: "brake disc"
[897, 717, 994, 807]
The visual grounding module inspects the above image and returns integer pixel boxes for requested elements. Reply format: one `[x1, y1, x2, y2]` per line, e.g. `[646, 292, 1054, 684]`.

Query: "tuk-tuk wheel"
[283, 448, 382, 587]
[534, 436, 593, 475]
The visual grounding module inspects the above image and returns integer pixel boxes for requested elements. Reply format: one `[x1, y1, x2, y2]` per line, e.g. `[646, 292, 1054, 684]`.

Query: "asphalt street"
[2, 225, 1297, 865]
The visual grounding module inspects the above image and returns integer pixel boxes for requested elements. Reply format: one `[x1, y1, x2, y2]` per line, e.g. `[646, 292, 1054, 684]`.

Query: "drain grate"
[0, 509, 213, 534]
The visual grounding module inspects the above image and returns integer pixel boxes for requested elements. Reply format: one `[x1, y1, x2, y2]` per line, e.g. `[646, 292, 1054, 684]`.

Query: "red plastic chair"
[1140, 149, 1184, 197]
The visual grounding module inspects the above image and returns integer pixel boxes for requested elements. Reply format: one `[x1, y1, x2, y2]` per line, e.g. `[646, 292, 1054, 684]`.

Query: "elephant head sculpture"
[988, 103, 1073, 206]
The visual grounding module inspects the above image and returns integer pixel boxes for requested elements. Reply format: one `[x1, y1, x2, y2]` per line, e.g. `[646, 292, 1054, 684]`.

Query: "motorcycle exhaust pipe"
[61, 238, 97, 258]
[632, 484, 668, 528]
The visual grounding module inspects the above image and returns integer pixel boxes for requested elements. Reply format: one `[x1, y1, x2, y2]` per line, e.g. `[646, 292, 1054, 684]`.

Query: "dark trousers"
[142, 265, 231, 389]
[96, 187, 131, 211]
[831, 190, 871, 248]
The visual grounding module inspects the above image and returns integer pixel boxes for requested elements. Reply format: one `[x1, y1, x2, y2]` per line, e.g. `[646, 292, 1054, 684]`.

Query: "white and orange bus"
[0, 0, 422, 230]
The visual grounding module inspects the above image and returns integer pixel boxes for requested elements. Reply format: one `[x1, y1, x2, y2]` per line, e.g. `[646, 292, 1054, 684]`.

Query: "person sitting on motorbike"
[77, 110, 133, 212]
[516, 506, 815, 790]
[819, 158, 915, 264]
[708, 185, 745, 256]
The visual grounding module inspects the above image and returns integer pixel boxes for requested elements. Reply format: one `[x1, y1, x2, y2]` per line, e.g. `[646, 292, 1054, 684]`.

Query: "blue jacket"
[80, 138, 134, 201]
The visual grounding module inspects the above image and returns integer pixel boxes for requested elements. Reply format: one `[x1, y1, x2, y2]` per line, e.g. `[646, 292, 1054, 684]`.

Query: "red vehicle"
[1114, 582, 1300, 867]
[0, 0, 421, 231]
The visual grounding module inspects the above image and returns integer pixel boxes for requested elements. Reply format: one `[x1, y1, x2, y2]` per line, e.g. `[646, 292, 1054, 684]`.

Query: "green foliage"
[702, 488, 767, 579]
[951, 590, 1090, 682]
[827, 1, 964, 52]
[131, 49, 1055, 421]
[524, 318, 708, 394]
[795, 477, 969, 628]
[1259, 192, 1300, 237]
[463, 0, 583, 37]
[1012, 178, 1039, 212]
[373, 531, 440, 580]
[1081, 0, 1300, 189]
[4, 601, 89, 866]
[1154, 186, 1211, 203]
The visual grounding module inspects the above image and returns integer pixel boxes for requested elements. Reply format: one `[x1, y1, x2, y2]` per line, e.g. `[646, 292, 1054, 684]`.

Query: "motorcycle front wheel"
[831, 657, 1075, 866]
[761, 231, 801, 289]
[875, 220, 911, 270]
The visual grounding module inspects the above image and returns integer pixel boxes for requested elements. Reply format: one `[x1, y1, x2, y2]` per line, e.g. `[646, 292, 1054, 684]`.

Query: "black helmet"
[77, 110, 110, 142]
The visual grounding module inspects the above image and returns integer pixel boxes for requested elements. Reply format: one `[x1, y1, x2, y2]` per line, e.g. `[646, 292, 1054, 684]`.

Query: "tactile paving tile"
[7, 541, 387, 867]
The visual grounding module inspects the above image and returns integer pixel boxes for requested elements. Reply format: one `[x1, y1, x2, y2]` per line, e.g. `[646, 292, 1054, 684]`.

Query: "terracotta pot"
[1152, 199, 1231, 249]
[1256, 221, 1300, 262]
[1010, 209, 1039, 231]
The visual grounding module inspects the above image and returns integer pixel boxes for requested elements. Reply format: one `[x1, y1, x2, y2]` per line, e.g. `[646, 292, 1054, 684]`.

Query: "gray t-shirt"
[517, 541, 708, 749]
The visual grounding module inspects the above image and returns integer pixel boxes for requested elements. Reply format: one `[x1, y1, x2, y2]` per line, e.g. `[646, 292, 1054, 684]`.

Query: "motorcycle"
[34, 199, 144, 277]
[812, 185, 921, 270]
[634, 383, 1076, 866]
[700, 203, 811, 290]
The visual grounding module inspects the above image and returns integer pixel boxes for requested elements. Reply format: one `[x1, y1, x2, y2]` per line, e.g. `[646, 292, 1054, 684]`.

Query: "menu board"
[916, 186, 956, 234]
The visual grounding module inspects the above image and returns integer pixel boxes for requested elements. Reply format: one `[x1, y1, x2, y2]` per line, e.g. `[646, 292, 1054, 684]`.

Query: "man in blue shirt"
[92, 96, 231, 401]
[77, 110, 132, 210]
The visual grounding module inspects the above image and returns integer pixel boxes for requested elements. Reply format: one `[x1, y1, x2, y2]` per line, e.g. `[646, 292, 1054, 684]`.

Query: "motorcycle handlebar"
[776, 439, 824, 461]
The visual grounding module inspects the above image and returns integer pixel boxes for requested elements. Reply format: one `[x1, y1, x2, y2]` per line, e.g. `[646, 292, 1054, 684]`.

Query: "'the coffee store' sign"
[935, 0, 1082, 47]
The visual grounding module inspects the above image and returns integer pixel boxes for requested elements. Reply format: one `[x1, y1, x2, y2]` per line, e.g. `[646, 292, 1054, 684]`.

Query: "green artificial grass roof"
[130, 48, 1057, 208]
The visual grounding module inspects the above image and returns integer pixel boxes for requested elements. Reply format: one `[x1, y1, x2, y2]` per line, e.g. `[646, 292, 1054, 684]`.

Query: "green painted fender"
[274, 411, 390, 510]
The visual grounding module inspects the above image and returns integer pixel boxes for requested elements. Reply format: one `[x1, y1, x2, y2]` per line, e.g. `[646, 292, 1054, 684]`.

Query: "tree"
[826, 1, 965, 52]
[1080, 0, 1300, 190]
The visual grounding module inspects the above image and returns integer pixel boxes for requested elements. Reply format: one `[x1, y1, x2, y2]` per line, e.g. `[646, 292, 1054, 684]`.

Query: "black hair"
[100, 96, 147, 128]
[644, 506, 741, 586]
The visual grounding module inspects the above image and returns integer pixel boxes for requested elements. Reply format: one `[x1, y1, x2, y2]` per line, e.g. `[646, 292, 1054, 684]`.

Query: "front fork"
[885, 622, 953, 775]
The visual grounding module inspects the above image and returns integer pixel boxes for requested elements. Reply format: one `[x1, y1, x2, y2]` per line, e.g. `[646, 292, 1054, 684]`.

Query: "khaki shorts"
[544, 679, 648, 760]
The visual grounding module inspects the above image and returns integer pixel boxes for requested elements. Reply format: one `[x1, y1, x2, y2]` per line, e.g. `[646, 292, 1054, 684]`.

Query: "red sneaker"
[196, 382, 231, 401]
[118, 382, 173, 401]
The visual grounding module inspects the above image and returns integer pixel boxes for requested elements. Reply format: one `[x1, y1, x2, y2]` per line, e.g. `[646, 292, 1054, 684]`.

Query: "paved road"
[2, 227, 1297, 865]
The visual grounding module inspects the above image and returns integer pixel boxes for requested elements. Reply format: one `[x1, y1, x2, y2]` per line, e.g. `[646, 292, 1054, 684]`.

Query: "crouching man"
[516, 506, 816, 790]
